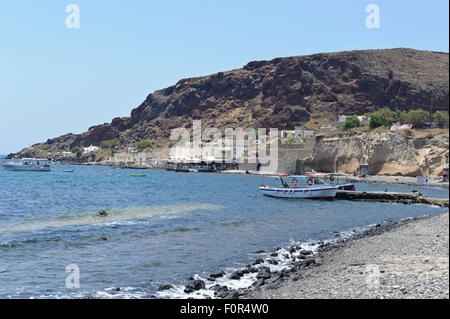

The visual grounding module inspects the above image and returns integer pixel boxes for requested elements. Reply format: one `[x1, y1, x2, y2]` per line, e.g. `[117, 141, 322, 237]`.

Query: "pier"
[336, 190, 449, 208]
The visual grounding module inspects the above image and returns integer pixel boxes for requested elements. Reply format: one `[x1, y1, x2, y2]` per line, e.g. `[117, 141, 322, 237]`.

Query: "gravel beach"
[245, 212, 449, 299]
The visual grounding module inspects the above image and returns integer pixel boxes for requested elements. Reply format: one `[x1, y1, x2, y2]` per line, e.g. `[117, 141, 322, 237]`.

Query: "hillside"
[15, 48, 449, 158]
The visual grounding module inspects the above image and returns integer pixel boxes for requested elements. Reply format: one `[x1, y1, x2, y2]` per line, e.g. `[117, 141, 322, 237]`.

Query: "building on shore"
[111, 150, 168, 169]
[83, 145, 100, 154]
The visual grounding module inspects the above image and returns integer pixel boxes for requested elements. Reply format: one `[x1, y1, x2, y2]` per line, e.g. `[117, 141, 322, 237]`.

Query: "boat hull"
[2, 163, 51, 171]
[259, 186, 338, 199]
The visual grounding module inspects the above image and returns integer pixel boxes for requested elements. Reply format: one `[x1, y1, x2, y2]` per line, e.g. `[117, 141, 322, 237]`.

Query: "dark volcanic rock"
[256, 267, 272, 279]
[209, 271, 225, 278]
[186, 280, 205, 291]
[230, 271, 243, 280]
[224, 291, 240, 299]
[253, 258, 264, 265]
[157, 284, 173, 291]
[252, 278, 266, 288]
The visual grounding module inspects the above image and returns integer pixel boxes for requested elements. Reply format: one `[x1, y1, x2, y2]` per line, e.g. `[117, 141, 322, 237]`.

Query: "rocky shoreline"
[155, 211, 449, 299]
[245, 212, 449, 299]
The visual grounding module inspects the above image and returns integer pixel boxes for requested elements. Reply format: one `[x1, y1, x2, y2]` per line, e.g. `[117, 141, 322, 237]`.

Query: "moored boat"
[260, 175, 338, 200]
[2, 158, 51, 172]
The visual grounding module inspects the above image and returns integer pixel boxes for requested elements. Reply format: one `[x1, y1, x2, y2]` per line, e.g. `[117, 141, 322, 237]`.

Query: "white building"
[83, 145, 100, 154]
[280, 130, 315, 139]
[169, 139, 249, 163]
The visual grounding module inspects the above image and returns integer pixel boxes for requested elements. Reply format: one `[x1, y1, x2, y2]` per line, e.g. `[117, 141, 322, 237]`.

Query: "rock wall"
[304, 131, 449, 177]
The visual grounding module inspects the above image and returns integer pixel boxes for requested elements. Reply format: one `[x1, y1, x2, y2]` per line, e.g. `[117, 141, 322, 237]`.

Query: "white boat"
[259, 175, 338, 200]
[2, 158, 51, 172]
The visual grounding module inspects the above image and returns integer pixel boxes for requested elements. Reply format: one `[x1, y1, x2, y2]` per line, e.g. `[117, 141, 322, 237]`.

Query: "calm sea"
[0, 164, 447, 298]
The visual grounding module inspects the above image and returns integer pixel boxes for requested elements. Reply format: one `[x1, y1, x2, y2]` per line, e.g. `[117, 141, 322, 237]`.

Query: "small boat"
[2, 158, 51, 172]
[260, 175, 338, 200]
[63, 169, 74, 173]
[131, 174, 146, 177]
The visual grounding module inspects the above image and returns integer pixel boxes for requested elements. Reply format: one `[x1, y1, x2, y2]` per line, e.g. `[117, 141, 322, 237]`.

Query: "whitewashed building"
[83, 145, 100, 154]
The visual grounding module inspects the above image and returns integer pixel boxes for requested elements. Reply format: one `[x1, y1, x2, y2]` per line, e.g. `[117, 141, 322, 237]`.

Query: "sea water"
[0, 165, 447, 298]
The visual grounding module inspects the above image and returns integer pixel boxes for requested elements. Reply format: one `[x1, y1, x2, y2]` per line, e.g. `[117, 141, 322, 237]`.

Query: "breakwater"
[336, 190, 449, 207]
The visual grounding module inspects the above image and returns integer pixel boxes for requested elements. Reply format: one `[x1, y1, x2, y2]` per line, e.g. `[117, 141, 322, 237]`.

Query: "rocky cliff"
[304, 129, 449, 176]
[15, 48, 449, 159]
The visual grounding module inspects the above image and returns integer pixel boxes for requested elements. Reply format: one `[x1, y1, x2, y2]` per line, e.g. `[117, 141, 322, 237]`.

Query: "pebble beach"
[245, 212, 449, 299]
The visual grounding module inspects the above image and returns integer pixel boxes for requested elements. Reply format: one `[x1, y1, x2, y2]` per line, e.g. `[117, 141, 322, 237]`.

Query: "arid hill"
[16, 48, 449, 158]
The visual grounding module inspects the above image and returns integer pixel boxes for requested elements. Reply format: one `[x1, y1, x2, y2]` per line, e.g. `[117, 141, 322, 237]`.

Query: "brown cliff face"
[16, 48, 449, 157]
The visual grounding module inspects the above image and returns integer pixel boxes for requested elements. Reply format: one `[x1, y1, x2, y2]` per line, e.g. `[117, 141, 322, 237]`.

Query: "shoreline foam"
[155, 210, 446, 299]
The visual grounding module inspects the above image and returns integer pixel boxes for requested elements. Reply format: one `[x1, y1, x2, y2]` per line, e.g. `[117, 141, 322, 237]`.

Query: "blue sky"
[0, 0, 448, 154]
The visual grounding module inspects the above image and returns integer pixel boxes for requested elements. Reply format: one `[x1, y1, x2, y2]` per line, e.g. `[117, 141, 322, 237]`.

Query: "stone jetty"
[336, 190, 449, 208]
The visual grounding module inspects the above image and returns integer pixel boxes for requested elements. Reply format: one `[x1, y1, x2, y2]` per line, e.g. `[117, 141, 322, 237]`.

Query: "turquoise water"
[0, 164, 447, 298]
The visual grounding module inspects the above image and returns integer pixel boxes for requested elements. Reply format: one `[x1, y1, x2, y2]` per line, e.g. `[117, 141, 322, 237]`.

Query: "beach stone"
[255, 250, 267, 254]
[216, 290, 229, 298]
[209, 271, 225, 278]
[186, 280, 205, 291]
[157, 284, 173, 291]
[230, 271, 243, 280]
[256, 268, 271, 279]
[248, 267, 259, 273]
[213, 285, 228, 293]
[270, 252, 278, 257]
[263, 283, 280, 290]
[184, 287, 194, 293]
[252, 278, 265, 288]
[332, 242, 343, 248]
[303, 258, 316, 267]
[299, 250, 312, 256]
[253, 258, 264, 265]
[224, 290, 240, 299]
[267, 273, 282, 284]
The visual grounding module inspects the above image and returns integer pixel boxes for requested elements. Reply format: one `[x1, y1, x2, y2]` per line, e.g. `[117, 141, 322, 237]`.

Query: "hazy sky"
[1, 0, 448, 154]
